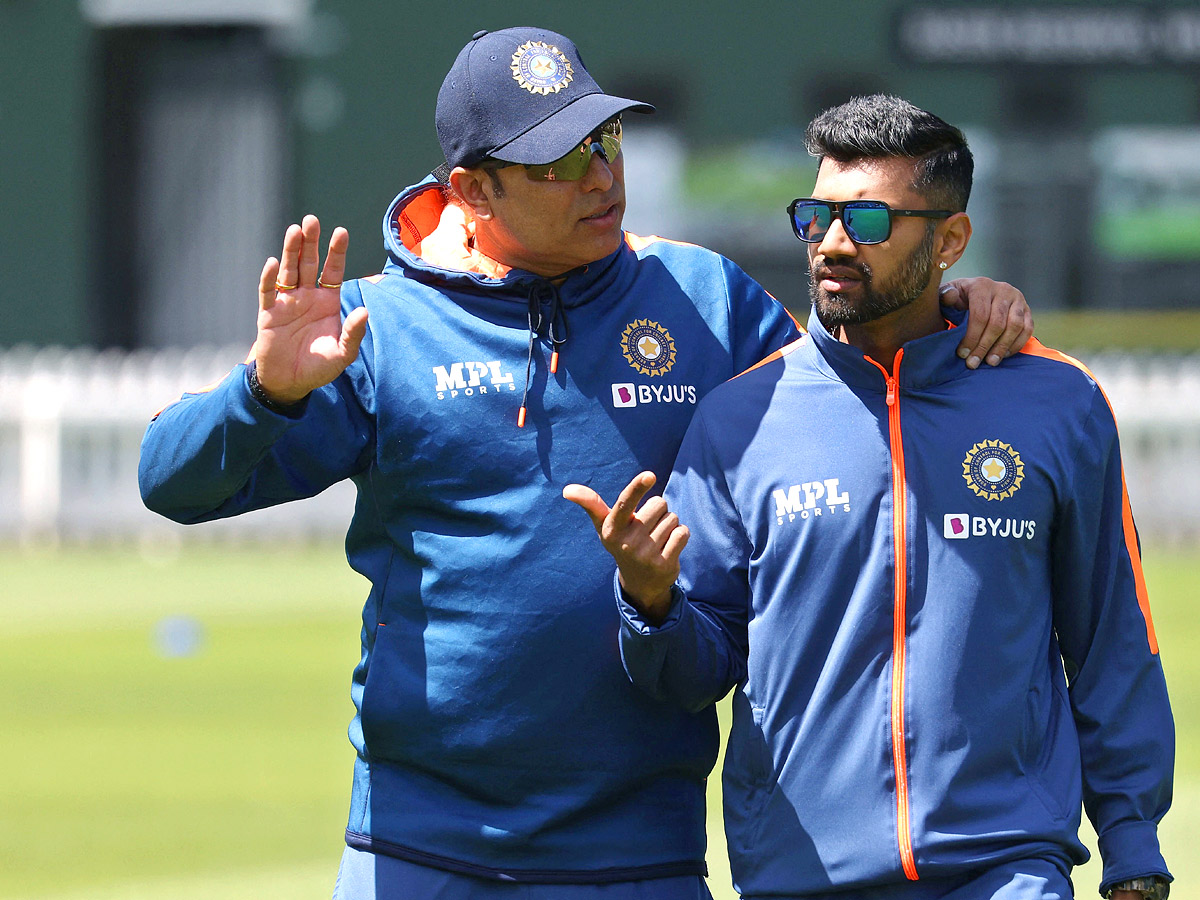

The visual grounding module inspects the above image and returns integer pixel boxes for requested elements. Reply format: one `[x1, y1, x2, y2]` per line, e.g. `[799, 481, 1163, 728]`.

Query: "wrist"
[246, 361, 308, 415]
[618, 578, 676, 626]
[1106, 876, 1170, 899]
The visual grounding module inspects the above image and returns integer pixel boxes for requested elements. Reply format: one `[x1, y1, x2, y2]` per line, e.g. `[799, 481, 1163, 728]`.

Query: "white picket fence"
[1, 346, 1199, 544]
[0, 345, 355, 545]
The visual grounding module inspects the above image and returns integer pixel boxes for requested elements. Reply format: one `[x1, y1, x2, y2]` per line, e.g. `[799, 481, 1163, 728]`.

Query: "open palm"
[253, 215, 369, 405]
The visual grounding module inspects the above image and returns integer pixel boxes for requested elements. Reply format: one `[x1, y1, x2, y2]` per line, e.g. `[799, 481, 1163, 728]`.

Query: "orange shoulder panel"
[729, 336, 807, 381]
[623, 232, 698, 252]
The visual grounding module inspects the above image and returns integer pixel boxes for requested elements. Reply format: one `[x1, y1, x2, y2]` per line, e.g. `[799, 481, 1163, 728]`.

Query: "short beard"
[810, 225, 936, 330]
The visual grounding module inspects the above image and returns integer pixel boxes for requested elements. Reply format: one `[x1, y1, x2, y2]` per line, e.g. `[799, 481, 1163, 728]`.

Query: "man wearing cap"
[139, 29, 1033, 900]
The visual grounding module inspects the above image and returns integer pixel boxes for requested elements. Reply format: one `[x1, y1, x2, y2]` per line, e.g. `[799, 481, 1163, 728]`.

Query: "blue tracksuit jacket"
[619, 307, 1173, 898]
[138, 177, 799, 882]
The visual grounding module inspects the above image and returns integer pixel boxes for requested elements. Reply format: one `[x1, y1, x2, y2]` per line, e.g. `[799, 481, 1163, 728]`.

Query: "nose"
[814, 215, 857, 260]
[580, 146, 616, 190]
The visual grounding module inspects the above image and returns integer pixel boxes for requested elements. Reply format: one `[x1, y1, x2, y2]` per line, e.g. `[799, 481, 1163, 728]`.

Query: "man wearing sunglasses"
[569, 95, 1172, 900]
[140, 28, 1036, 900]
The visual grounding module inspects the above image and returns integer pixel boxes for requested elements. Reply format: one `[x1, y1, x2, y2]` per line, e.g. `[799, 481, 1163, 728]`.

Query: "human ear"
[935, 212, 972, 270]
[449, 167, 494, 221]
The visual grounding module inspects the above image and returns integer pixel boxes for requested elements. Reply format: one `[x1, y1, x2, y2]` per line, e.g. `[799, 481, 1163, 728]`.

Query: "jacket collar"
[380, 176, 627, 309]
[803, 303, 974, 393]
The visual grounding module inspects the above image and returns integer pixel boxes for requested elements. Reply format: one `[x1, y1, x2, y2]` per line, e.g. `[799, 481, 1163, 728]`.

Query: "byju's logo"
[944, 513, 1038, 541]
[944, 513, 970, 539]
[612, 384, 637, 407]
[609, 383, 697, 408]
[432, 361, 515, 399]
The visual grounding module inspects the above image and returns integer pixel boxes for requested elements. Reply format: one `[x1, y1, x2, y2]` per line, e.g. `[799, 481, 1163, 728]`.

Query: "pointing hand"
[563, 472, 689, 624]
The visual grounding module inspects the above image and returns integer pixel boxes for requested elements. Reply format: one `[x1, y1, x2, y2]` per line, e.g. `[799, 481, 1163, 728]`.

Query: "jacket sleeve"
[1051, 386, 1174, 895]
[618, 406, 751, 712]
[721, 256, 802, 372]
[138, 291, 376, 524]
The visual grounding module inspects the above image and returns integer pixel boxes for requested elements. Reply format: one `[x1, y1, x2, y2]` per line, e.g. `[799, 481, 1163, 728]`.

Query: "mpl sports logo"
[773, 478, 851, 525]
[432, 361, 516, 400]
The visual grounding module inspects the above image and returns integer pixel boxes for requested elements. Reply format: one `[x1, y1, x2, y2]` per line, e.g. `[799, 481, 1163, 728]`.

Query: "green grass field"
[1, 543, 1194, 899]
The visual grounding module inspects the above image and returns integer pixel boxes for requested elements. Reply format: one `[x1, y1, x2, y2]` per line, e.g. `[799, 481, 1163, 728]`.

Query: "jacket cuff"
[615, 577, 685, 636]
[244, 361, 311, 419]
[1097, 819, 1171, 895]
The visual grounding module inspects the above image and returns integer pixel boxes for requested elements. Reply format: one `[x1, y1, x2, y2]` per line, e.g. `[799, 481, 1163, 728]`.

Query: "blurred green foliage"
[684, 145, 819, 215]
[1035, 311, 1200, 354]
[1095, 212, 1200, 261]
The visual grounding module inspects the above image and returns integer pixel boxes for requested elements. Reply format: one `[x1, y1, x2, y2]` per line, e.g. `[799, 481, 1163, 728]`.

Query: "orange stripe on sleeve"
[1019, 340, 1159, 654]
[729, 336, 807, 381]
[785, 307, 804, 333]
[1119, 470, 1157, 654]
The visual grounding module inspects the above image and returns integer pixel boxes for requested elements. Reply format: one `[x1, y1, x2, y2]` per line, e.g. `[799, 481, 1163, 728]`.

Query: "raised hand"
[939, 276, 1034, 369]
[253, 215, 369, 405]
[563, 472, 689, 625]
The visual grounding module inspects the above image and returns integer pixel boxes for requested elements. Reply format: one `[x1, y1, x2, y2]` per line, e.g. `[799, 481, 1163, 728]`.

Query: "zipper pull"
[549, 350, 559, 374]
[885, 348, 904, 407]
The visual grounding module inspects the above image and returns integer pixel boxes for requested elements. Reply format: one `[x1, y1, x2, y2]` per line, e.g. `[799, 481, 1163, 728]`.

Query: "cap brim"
[490, 93, 654, 165]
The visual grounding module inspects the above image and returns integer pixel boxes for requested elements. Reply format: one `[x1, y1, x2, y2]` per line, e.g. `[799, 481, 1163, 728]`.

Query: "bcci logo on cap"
[511, 41, 574, 95]
[962, 439, 1024, 501]
[621, 319, 676, 377]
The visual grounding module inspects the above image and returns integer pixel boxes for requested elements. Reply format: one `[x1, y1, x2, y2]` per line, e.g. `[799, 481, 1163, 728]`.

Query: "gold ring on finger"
[275, 281, 298, 291]
[318, 279, 342, 290]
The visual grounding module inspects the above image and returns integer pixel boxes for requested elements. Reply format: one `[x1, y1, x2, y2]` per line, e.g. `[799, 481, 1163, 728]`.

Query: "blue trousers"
[332, 846, 715, 900]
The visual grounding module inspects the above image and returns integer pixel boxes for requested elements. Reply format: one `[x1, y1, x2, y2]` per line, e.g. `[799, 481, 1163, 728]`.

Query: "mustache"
[811, 257, 871, 280]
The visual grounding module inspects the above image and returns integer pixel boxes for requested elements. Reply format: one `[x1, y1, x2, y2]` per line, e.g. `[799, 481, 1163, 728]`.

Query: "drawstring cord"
[518, 324, 536, 429]
[517, 281, 568, 428]
[548, 290, 569, 374]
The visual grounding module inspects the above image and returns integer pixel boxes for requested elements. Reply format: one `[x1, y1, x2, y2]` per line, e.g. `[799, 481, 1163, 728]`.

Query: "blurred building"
[4, 0, 1200, 350]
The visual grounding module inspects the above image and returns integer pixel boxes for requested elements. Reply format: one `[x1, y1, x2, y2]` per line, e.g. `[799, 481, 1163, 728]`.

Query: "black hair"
[804, 94, 973, 212]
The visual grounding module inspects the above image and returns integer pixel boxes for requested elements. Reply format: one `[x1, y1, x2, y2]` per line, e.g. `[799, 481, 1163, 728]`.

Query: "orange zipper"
[867, 349, 919, 882]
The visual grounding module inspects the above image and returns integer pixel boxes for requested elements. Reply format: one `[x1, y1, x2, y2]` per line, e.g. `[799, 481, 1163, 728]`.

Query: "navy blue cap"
[436, 27, 654, 170]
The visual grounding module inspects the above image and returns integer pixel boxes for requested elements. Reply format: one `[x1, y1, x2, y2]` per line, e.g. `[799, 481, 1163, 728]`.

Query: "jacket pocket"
[1022, 675, 1080, 823]
[724, 691, 780, 856]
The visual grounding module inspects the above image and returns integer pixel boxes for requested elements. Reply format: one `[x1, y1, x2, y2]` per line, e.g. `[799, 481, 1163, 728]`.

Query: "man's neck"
[835, 289, 946, 369]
